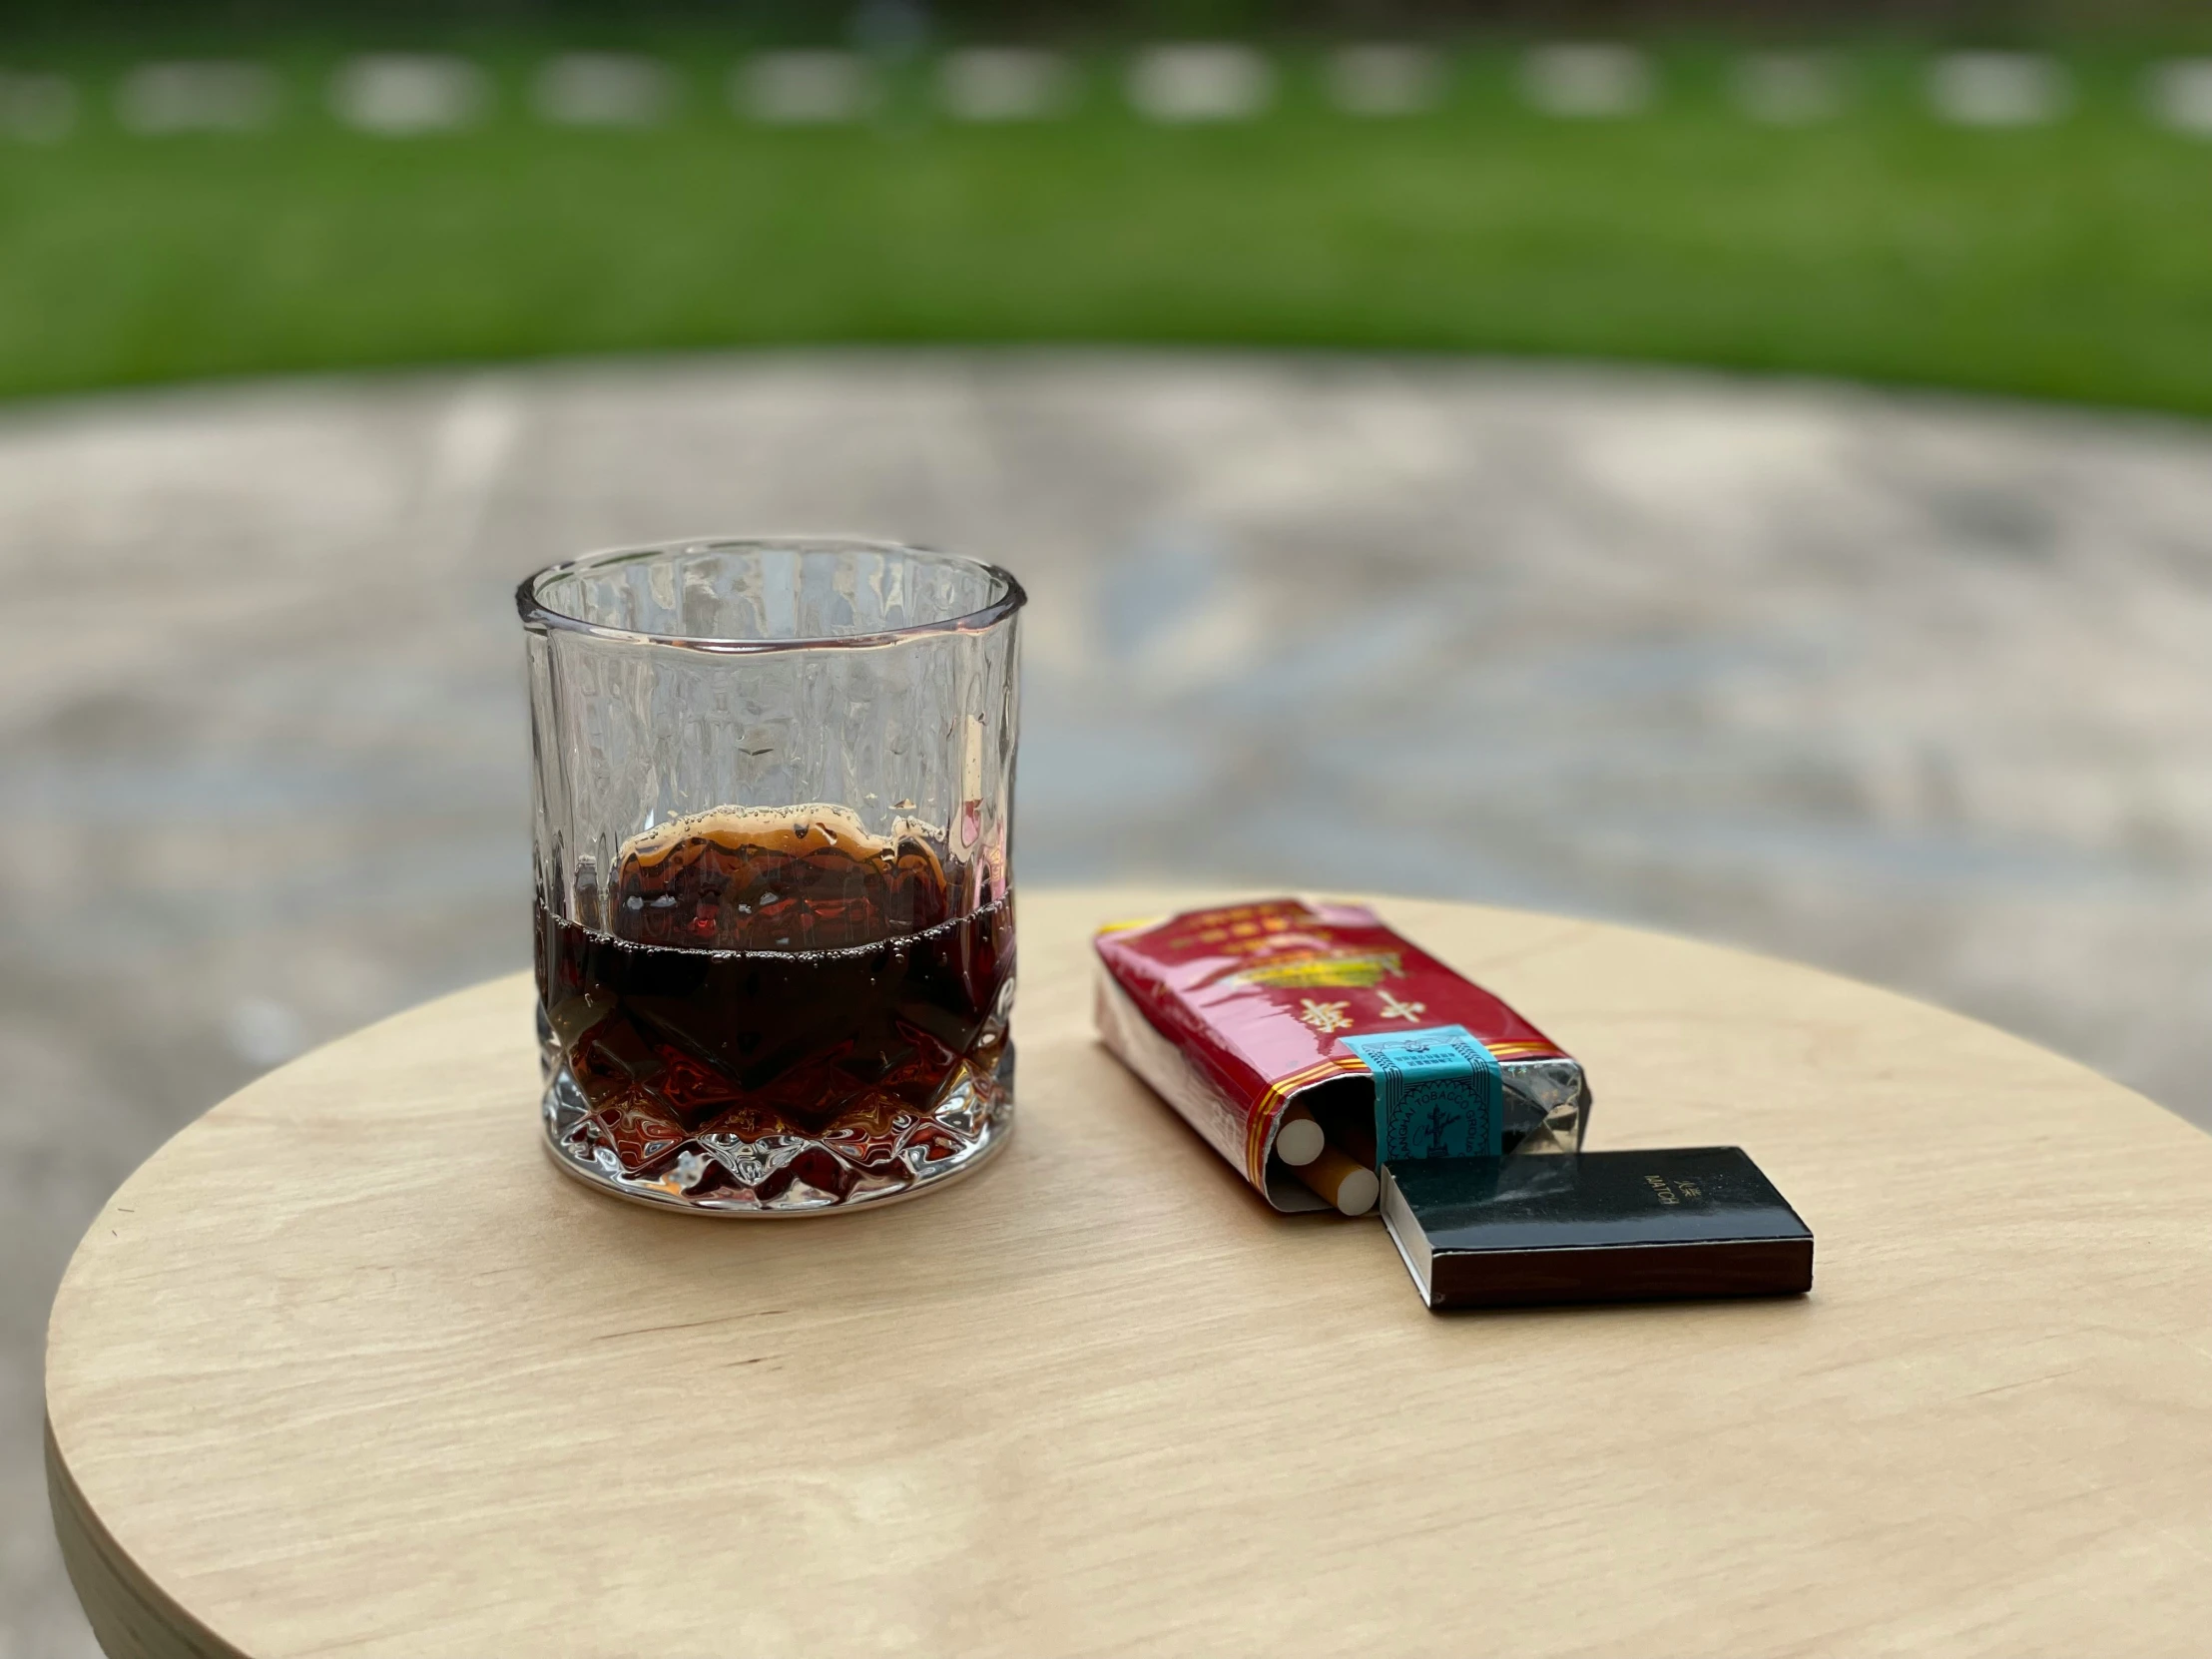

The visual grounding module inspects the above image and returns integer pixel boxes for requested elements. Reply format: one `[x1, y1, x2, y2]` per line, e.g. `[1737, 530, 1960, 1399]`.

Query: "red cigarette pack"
[1094, 898, 1591, 1212]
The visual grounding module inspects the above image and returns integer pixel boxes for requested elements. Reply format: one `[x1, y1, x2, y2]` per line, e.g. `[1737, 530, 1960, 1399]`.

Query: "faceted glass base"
[540, 1046, 1014, 1217]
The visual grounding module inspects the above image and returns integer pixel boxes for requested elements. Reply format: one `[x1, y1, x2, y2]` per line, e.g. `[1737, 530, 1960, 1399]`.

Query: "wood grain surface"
[45, 889, 2212, 1658]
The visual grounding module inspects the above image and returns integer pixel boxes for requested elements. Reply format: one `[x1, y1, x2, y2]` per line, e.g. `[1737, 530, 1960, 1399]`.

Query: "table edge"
[48, 1417, 249, 1659]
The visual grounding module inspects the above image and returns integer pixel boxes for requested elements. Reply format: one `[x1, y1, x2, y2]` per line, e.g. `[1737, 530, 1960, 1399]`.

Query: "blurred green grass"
[2, 35, 2210, 412]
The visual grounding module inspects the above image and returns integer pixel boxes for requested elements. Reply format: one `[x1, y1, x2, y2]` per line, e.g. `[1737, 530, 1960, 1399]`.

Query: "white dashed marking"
[1929, 51, 2068, 127]
[1127, 44, 1273, 124]
[2146, 58, 2212, 136]
[1521, 43, 1652, 119]
[330, 54, 488, 136]
[938, 47, 1073, 122]
[535, 53, 676, 128]
[1325, 44, 1445, 117]
[1735, 52, 1842, 125]
[735, 51, 872, 125]
[116, 60, 279, 134]
[0, 71, 76, 143]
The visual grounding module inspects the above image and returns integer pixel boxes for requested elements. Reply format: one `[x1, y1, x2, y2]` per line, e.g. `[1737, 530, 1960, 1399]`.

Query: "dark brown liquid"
[536, 808, 1012, 1195]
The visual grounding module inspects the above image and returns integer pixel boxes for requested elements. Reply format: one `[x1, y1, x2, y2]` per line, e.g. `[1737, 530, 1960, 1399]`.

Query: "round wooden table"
[46, 889, 2212, 1658]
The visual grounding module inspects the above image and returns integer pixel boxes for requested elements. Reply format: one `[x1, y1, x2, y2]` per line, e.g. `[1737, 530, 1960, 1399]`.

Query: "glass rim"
[515, 536, 1026, 654]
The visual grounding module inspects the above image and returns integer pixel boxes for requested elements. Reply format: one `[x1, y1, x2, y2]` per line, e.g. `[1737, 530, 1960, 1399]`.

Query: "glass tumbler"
[519, 538, 1023, 1215]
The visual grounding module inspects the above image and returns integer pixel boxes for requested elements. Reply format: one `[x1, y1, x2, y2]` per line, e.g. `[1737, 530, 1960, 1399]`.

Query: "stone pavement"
[6, 350, 2212, 1653]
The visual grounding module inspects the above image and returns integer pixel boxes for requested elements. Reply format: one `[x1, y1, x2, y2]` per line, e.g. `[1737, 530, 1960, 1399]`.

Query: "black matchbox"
[1379, 1148, 1814, 1311]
